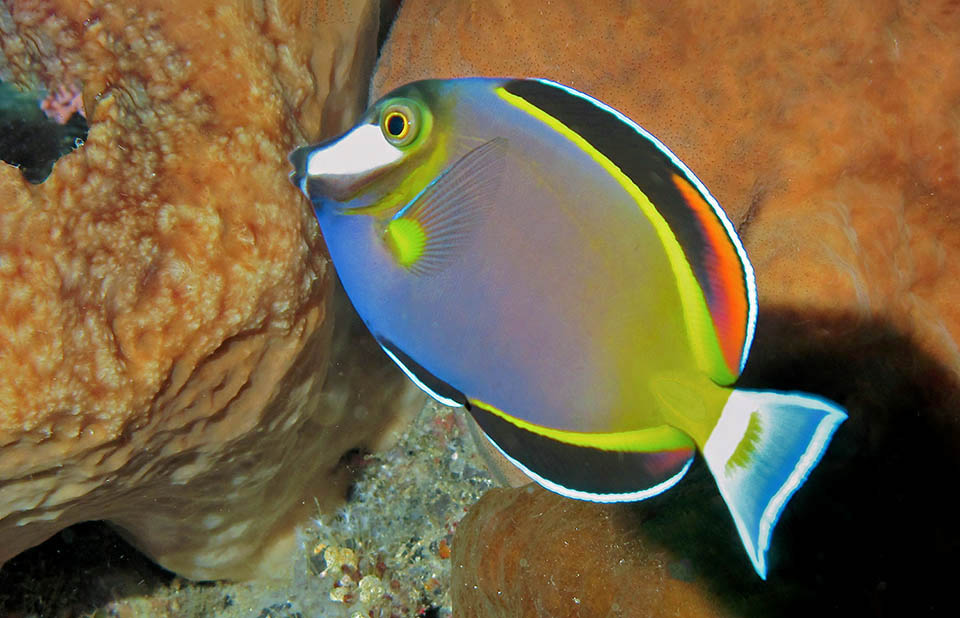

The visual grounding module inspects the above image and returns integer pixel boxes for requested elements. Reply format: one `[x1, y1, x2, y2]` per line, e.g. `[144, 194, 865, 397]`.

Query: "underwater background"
[2, 0, 960, 616]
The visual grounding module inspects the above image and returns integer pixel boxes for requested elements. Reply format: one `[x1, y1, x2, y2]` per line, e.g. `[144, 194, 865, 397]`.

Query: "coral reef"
[0, 0, 423, 582]
[5, 0, 959, 613]
[377, 1, 960, 615]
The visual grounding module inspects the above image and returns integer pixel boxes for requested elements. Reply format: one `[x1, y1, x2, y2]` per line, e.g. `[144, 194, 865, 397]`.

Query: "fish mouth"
[287, 149, 398, 206]
[288, 122, 407, 204]
[288, 132, 345, 196]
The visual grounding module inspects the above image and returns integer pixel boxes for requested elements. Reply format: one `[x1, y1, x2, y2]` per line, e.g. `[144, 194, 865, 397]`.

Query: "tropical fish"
[289, 78, 846, 579]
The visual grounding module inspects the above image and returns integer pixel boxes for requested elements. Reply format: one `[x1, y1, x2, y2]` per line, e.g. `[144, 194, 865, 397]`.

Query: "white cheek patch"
[306, 123, 404, 177]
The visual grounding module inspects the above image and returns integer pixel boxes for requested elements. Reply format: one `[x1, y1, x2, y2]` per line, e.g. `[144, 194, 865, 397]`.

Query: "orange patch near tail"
[671, 173, 749, 377]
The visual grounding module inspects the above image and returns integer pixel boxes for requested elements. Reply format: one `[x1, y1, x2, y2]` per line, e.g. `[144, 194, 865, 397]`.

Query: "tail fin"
[702, 389, 846, 579]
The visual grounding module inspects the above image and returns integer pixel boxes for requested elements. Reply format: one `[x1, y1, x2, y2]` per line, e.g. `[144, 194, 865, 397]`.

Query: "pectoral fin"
[383, 137, 507, 274]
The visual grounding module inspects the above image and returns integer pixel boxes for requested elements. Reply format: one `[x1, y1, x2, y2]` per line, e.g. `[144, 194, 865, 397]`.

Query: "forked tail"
[702, 389, 846, 579]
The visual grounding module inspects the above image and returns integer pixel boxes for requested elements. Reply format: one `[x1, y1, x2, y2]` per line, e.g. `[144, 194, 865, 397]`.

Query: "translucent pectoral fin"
[384, 137, 507, 274]
[703, 389, 847, 579]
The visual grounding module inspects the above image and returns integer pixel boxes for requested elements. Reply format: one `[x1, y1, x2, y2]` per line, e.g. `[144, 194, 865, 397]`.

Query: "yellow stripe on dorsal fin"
[496, 86, 725, 381]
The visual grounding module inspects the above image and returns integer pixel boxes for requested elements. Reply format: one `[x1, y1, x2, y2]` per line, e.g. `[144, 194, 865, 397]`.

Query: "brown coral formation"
[376, 1, 960, 615]
[451, 485, 740, 618]
[0, 0, 422, 581]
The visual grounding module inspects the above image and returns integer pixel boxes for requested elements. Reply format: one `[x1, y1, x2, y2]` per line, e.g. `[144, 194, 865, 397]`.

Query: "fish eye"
[385, 112, 407, 138]
[380, 101, 420, 147]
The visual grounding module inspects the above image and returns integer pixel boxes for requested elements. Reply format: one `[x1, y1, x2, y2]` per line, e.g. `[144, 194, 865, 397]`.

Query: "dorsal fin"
[497, 78, 757, 383]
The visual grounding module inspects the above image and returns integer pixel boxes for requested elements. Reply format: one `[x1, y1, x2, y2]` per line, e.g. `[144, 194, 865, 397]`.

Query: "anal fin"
[469, 399, 695, 502]
[376, 336, 466, 407]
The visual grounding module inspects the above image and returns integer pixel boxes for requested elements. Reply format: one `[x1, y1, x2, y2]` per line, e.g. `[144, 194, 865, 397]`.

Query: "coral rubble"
[0, 0, 421, 581]
[301, 402, 494, 617]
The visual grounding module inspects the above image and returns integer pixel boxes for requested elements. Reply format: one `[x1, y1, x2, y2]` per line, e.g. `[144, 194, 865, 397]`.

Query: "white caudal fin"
[702, 389, 847, 579]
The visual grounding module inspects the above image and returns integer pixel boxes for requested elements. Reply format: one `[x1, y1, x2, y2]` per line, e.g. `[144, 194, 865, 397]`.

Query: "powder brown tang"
[289, 78, 847, 579]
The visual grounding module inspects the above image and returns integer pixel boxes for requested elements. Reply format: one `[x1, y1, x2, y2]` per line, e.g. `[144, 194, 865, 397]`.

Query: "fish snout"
[288, 123, 405, 205]
[288, 142, 359, 203]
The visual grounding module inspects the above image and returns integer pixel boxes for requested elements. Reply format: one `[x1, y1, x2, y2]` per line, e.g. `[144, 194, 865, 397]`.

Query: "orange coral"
[0, 0, 421, 581]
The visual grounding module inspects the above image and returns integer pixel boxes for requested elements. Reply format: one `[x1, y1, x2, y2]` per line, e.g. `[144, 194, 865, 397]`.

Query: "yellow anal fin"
[467, 398, 695, 502]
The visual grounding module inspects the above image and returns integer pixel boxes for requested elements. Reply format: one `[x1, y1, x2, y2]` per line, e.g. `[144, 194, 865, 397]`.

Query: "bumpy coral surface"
[0, 0, 422, 581]
[452, 484, 740, 618]
[377, 1, 960, 615]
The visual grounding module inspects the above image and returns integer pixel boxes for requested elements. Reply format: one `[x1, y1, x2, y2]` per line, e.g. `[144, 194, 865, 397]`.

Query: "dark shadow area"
[0, 521, 175, 616]
[621, 305, 959, 617]
[0, 79, 88, 184]
[376, 0, 404, 56]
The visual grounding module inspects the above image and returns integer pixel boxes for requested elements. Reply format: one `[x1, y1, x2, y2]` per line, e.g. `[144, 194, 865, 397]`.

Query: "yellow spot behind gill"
[384, 218, 427, 268]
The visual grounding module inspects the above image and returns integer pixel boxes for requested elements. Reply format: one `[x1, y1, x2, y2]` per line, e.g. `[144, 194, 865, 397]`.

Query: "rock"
[0, 0, 422, 581]
[451, 484, 741, 618]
